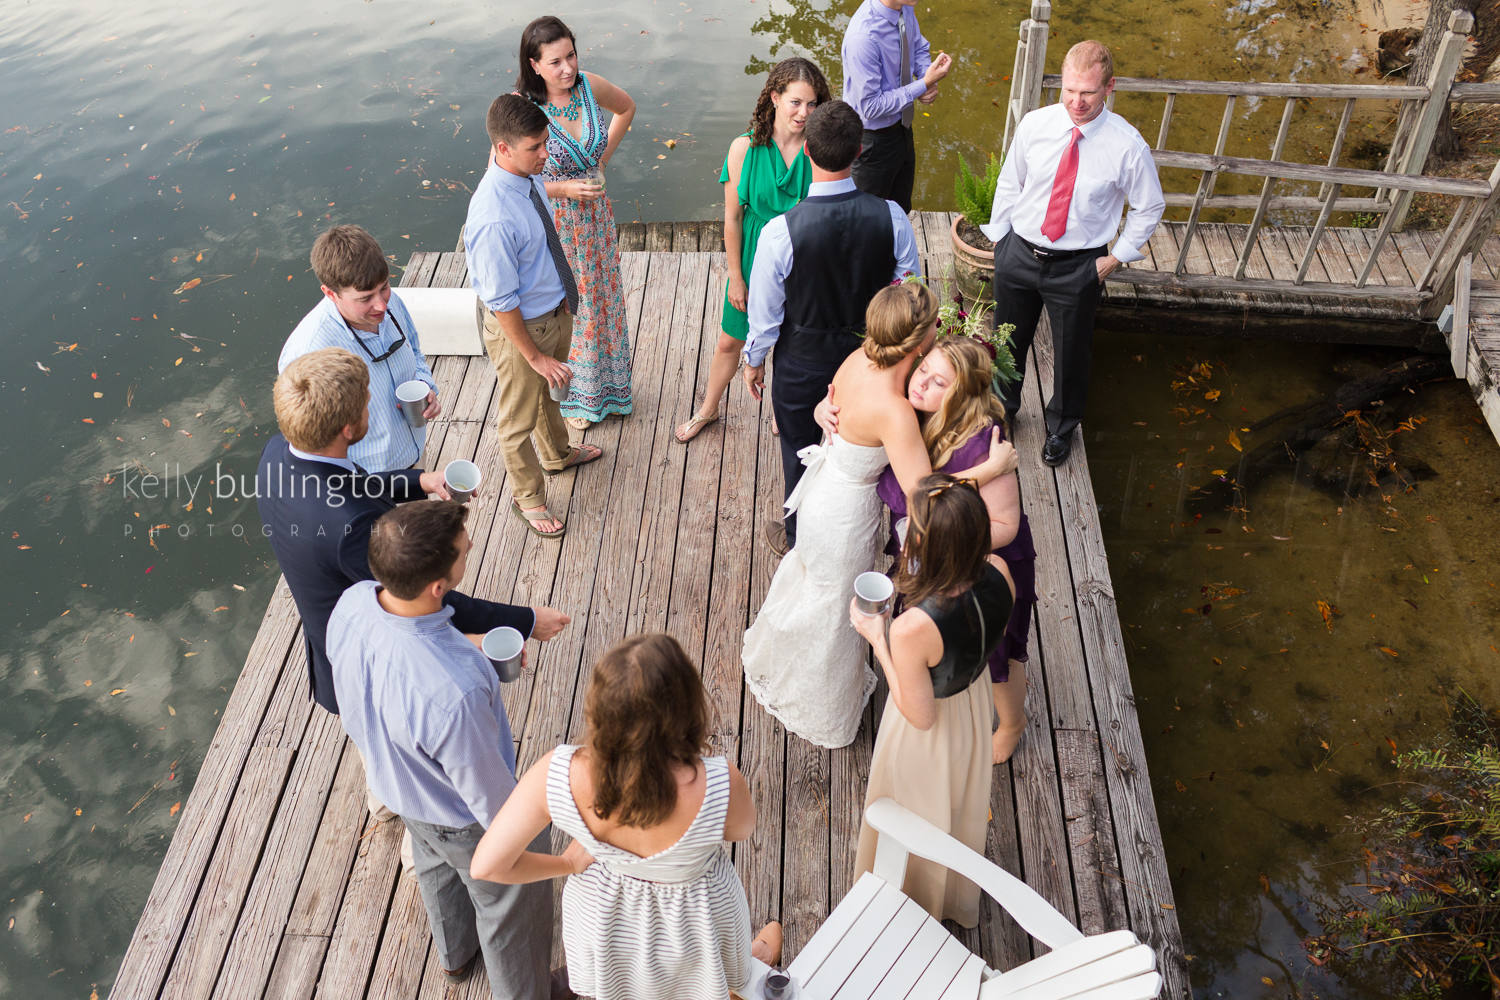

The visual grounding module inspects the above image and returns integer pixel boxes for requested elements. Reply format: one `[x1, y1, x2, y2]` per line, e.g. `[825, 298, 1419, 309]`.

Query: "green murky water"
[0, 0, 1471, 996]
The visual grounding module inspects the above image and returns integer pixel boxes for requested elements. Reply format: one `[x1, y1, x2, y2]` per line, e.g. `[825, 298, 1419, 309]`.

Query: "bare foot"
[674, 411, 719, 442]
[751, 921, 784, 967]
[519, 504, 565, 535]
[992, 723, 1025, 764]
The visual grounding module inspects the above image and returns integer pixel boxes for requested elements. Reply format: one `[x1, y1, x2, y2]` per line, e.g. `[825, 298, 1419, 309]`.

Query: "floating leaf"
[162, 418, 170, 427]
[168, 705, 176, 716]
[1261, 978, 1274, 987]
[232, 583, 245, 591]
[1175, 780, 1187, 792]
[1259, 873, 1270, 894]
[175, 358, 183, 366]
[1379, 646, 1398, 657]
[1204, 389, 1221, 401]
[84, 679, 92, 686]
[169, 801, 181, 817]
[82, 418, 95, 424]
[258, 95, 271, 103]
[172, 278, 201, 294]
[213, 606, 228, 612]
[110, 688, 125, 695]
[1227, 430, 1242, 451]
[74, 808, 82, 816]
[229, 192, 236, 201]
[93, 391, 103, 398]
[35, 362, 51, 373]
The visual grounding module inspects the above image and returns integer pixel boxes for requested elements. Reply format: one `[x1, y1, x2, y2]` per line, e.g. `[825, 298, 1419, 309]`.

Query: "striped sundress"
[547, 745, 753, 1000]
[538, 74, 633, 423]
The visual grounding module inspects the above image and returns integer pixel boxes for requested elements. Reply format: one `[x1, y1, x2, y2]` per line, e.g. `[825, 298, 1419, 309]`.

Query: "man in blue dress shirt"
[842, 0, 952, 212]
[329, 501, 562, 998]
[465, 95, 602, 540]
[279, 225, 441, 474]
[741, 101, 921, 554]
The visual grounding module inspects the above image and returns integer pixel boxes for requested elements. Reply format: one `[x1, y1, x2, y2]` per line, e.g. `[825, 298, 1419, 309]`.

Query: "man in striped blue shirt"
[280, 225, 441, 474]
[329, 501, 562, 997]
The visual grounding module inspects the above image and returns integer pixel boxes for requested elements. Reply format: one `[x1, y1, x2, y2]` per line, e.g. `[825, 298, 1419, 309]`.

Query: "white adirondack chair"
[740, 798, 1162, 1000]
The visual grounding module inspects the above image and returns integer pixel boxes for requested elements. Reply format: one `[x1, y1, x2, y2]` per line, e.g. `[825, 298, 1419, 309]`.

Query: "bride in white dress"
[743, 283, 1017, 748]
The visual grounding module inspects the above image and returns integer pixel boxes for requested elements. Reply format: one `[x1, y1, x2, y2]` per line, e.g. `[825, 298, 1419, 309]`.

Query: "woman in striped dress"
[472, 634, 783, 1000]
[518, 16, 636, 430]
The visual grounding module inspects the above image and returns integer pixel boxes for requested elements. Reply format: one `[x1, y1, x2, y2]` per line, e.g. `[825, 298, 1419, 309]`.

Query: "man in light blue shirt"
[465, 95, 601, 539]
[279, 225, 440, 474]
[842, 0, 952, 212]
[328, 500, 557, 997]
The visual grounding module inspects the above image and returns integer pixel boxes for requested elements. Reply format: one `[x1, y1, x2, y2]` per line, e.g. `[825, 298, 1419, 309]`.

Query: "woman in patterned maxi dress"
[517, 17, 636, 429]
[471, 635, 784, 1000]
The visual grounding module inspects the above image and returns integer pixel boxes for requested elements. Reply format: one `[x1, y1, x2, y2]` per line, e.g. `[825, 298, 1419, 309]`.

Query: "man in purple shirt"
[841, 0, 952, 212]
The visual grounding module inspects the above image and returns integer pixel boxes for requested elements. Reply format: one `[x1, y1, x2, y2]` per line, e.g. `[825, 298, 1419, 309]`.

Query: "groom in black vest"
[741, 100, 921, 555]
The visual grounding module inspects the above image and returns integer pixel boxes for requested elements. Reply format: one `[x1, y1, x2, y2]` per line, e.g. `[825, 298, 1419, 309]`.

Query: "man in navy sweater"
[256, 347, 569, 717]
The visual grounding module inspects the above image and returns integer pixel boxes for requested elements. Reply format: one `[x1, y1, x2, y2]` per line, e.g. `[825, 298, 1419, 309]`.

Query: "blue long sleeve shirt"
[278, 293, 436, 474]
[328, 580, 518, 829]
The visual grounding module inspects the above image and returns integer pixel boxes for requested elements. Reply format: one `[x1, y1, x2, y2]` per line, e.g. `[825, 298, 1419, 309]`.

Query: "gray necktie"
[899, 11, 914, 128]
[528, 182, 579, 313]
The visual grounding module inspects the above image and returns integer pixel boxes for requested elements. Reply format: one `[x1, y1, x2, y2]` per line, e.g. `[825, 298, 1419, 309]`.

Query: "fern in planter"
[954, 152, 1002, 227]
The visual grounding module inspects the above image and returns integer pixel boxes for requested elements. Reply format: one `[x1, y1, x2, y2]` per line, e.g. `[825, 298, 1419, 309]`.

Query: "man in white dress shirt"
[982, 40, 1164, 467]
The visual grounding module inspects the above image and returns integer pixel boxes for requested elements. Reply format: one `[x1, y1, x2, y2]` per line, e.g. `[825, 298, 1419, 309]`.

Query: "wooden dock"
[109, 219, 1196, 1000]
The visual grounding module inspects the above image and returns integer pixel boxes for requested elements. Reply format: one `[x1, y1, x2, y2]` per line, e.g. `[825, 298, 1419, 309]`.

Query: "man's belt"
[1017, 236, 1103, 261]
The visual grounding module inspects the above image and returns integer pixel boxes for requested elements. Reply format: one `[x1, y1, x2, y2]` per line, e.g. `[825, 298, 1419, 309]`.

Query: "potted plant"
[951, 152, 1002, 306]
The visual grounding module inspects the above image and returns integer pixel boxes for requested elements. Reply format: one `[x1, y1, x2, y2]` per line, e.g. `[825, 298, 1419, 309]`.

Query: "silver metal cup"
[443, 459, 482, 504]
[853, 571, 894, 617]
[549, 372, 571, 403]
[481, 626, 525, 683]
[396, 380, 429, 428]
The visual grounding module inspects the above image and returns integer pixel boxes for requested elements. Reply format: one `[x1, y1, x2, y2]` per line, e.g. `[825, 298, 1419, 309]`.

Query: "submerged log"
[1191, 354, 1452, 504]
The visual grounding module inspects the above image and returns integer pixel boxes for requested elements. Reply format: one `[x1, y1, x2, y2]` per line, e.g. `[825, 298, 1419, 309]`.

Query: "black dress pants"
[991, 232, 1107, 439]
[851, 123, 916, 214]
[770, 354, 839, 546]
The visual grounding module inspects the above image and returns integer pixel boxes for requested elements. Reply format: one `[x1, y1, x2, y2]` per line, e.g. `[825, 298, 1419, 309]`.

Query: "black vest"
[917, 564, 1014, 699]
[778, 188, 896, 366]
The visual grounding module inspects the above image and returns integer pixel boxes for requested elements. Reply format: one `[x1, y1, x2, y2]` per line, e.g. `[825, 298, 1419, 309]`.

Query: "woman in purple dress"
[874, 337, 1037, 763]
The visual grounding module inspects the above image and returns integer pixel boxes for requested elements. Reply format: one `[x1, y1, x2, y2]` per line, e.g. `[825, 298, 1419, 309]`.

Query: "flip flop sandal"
[512, 502, 567, 538]
[674, 412, 719, 444]
[544, 444, 603, 476]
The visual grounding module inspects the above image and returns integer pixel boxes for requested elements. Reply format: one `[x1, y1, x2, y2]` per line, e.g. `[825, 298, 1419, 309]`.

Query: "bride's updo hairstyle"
[584, 633, 710, 828]
[895, 473, 990, 607]
[863, 282, 938, 369]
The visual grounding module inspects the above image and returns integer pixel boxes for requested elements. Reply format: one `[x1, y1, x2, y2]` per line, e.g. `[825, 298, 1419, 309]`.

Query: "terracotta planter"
[950, 214, 993, 307]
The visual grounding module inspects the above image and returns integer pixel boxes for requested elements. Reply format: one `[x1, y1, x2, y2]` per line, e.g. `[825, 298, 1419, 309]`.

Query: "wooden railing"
[1000, 0, 1500, 316]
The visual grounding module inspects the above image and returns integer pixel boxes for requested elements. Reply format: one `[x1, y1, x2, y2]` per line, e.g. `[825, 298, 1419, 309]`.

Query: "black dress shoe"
[1042, 432, 1072, 467]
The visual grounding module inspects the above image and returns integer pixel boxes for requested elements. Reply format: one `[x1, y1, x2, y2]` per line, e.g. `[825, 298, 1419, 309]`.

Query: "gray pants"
[404, 817, 554, 1000]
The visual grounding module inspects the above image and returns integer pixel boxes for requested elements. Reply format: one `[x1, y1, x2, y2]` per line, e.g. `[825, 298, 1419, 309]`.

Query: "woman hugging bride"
[741, 281, 1018, 749]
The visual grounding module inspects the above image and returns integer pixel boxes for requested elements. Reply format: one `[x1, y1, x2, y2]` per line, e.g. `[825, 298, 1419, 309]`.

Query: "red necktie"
[1040, 127, 1082, 243]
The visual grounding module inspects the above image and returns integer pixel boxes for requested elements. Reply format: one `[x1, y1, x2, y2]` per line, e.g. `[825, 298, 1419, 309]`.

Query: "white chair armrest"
[865, 798, 1085, 951]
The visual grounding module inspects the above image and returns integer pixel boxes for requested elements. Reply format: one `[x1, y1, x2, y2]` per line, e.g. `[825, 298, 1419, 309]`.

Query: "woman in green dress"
[675, 58, 831, 443]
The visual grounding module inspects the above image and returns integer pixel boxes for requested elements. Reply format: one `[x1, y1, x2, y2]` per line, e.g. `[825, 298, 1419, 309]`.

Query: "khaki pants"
[483, 305, 576, 508]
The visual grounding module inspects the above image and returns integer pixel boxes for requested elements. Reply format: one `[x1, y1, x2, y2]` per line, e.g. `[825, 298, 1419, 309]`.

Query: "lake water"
[0, 0, 1470, 996]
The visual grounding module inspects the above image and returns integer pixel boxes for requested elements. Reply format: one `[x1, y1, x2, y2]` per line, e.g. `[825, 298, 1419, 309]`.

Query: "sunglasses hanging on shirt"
[344, 312, 408, 363]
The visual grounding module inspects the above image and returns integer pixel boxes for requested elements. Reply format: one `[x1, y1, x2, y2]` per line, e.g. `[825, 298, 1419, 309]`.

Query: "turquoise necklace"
[545, 86, 582, 123]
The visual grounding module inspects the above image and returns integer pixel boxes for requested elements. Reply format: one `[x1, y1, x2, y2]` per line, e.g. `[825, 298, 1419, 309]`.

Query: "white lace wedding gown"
[743, 434, 888, 749]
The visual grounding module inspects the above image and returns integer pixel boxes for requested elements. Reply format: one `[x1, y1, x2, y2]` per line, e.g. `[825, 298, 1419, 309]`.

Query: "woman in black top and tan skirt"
[848, 474, 1015, 928]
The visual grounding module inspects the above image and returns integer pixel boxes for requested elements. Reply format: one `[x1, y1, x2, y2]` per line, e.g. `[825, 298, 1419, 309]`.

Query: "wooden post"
[1388, 9, 1474, 229]
[1422, 158, 1500, 316]
[1452, 254, 1472, 378]
[1004, 0, 1051, 154]
[1173, 169, 1217, 276]
[1155, 93, 1176, 150]
[1233, 97, 1295, 279]
[1295, 183, 1342, 285]
[1316, 98, 1357, 205]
